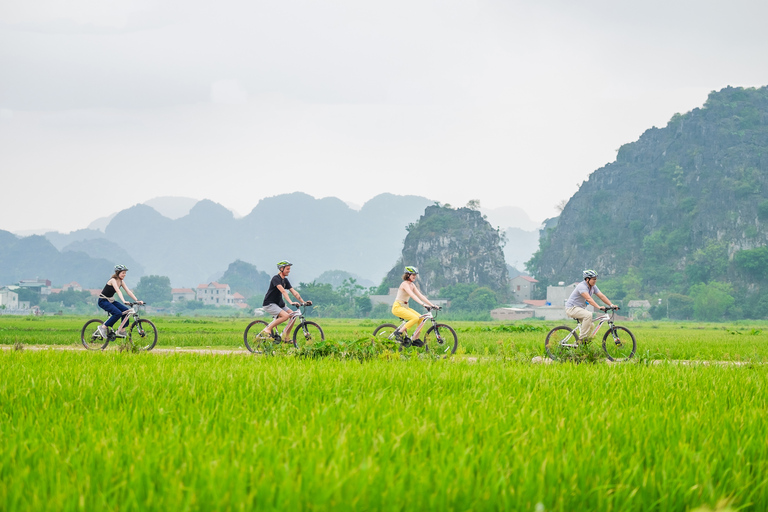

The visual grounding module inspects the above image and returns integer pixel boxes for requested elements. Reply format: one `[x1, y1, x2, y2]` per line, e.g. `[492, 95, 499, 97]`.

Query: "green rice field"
[1, 316, 767, 510]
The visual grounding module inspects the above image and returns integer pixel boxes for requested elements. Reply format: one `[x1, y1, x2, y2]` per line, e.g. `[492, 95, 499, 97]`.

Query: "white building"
[0, 287, 19, 309]
[196, 282, 235, 306]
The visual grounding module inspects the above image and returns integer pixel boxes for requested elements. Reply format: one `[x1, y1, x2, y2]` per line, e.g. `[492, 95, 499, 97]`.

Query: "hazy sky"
[2, 0, 767, 233]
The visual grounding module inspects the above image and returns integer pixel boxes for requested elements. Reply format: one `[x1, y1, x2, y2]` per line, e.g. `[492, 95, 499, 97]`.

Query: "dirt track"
[1, 344, 759, 366]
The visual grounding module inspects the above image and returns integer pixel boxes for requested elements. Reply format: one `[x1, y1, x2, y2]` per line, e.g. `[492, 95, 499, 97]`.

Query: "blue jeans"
[98, 299, 130, 329]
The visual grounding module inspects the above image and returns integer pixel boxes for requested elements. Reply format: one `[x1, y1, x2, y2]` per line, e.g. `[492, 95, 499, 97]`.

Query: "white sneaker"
[97, 325, 108, 338]
[115, 330, 127, 338]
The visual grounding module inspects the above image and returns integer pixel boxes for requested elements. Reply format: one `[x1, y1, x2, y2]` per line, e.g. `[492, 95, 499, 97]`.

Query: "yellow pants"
[392, 301, 421, 332]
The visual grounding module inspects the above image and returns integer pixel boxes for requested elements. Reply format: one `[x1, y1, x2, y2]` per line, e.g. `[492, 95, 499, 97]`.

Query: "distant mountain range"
[1, 193, 541, 289]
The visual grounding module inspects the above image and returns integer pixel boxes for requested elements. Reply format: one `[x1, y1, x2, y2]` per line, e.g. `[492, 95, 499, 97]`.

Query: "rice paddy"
[1, 316, 767, 510]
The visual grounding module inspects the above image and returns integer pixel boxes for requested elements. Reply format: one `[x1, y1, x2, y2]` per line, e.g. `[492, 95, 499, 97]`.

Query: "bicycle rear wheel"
[545, 326, 578, 361]
[423, 324, 458, 357]
[372, 323, 400, 351]
[244, 320, 275, 354]
[81, 319, 110, 350]
[603, 326, 636, 362]
[130, 319, 158, 351]
[292, 321, 324, 349]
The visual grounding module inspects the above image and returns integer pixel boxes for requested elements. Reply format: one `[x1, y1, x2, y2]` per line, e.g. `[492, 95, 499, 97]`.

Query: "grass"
[3, 315, 768, 362]
[1, 351, 767, 510]
[2, 315, 768, 510]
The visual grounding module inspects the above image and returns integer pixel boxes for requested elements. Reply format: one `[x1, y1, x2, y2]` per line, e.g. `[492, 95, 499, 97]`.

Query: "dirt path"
[1, 344, 760, 366]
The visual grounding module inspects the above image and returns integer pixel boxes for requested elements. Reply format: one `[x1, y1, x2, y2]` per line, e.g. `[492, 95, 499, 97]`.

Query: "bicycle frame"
[560, 308, 617, 348]
[266, 303, 309, 339]
[395, 308, 438, 338]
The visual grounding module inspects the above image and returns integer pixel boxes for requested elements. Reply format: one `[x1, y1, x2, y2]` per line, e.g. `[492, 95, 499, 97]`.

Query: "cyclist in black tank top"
[259, 260, 312, 340]
[96, 264, 143, 338]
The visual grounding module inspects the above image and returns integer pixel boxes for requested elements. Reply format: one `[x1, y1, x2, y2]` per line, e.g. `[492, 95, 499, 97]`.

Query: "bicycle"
[372, 306, 458, 357]
[243, 302, 323, 354]
[544, 305, 635, 362]
[80, 302, 158, 351]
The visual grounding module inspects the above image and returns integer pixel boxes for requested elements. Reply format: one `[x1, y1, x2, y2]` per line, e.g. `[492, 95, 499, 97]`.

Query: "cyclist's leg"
[566, 306, 592, 340]
[102, 300, 128, 329]
[391, 301, 420, 336]
[280, 308, 301, 339]
[412, 316, 428, 339]
[264, 304, 289, 332]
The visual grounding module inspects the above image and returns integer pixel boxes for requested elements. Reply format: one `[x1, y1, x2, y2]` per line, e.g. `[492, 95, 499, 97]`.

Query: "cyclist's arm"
[405, 284, 435, 308]
[276, 284, 298, 306]
[287, 287, 306, 304]
[580, 292, 602, 310]
[121, 284, 140, 303]
[595, 291, 613, 308]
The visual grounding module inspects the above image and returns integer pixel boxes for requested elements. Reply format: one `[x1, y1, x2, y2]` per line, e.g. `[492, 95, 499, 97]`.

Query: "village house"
[196, 282, 234, 306]
[0, 287, 19, 309]
[510, 275, 538, 302]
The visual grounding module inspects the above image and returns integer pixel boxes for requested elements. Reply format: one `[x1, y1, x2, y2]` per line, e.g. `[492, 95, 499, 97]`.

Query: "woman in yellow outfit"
[392, 266, 439, 347]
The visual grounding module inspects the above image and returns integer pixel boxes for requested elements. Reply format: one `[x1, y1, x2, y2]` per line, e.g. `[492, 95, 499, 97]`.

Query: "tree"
[668, 294, 694, 319]
[467, 287, 498, 312]
[220, 260, 271, 298]
[689, 282, 735, 322]
[46, 290, 92, 308]
[296, 281, 345, 307]
[135, 275, 172, 304]
[338, 278, 365, 306]
[354, 296, 372, 317]
[733, 247, 768, 280]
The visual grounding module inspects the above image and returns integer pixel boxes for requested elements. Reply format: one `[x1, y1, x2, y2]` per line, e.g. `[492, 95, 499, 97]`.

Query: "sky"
[2, 0, 768, 234]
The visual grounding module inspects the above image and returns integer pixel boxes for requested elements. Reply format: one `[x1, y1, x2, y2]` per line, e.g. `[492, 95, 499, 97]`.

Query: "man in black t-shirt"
[260, 260, 311, 339]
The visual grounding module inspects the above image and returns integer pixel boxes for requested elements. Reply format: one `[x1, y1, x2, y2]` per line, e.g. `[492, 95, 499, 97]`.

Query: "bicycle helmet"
[404, 266, 419, 275]
[114, 264, 129, 272]
[583, 269, 598, 279]
[277, 260, 293, 271]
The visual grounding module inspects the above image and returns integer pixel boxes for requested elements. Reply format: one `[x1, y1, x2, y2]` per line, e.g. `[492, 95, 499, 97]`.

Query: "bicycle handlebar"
[600, 305, 620, 311]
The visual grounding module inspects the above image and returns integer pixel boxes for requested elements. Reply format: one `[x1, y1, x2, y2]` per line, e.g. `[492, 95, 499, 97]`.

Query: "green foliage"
[733, 246, 768, 279]
[689, 282, 735, 322]
[685, 242, 728, 284]
[354, 296, 372, 317]
[297, 281, 345, 308]
[598, 268, 643, 302]
[16, 287, 41, 306]
[667, 294, 694, 320]
[458, 323, 546, 333]
[219, 260, 270, 298]
[45, 289, 93, 308]
[467, 287, 498, 312]
[758, 200, 768, 221]
[135, 275, 172, 304]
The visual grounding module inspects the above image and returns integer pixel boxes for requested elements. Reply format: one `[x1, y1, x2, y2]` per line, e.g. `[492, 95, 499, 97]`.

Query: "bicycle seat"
[397, 317, 406, 322]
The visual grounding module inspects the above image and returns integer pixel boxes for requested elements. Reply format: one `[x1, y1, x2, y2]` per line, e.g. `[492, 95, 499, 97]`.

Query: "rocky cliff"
[527, 86, 768, 298]
[381, 205, 509, 296]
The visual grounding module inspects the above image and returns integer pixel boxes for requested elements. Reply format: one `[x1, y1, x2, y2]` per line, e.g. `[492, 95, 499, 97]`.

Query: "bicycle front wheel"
[244, 320, 273, 353]
[293, 321, 324, 349]
[129, 319, 158, 351]
[423, 324, 458, 357]
[81, 319, 109, 350]
[603, 326, 636, 362]
[545, 326, 577, 361]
